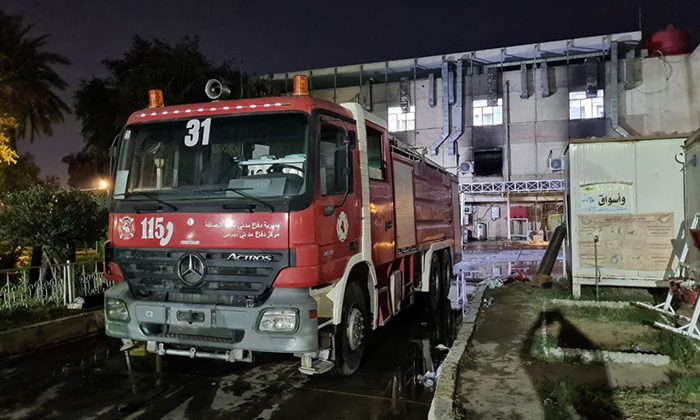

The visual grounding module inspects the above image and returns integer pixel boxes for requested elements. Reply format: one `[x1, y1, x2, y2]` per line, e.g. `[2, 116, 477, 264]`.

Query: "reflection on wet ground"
[456, 246, 564, 281]
[0, 299, 458, 420]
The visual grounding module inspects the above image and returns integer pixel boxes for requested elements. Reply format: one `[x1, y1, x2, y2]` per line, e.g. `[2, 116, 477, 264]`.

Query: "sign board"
[577, 213, 674, 271]
[579, 182, 633, 214]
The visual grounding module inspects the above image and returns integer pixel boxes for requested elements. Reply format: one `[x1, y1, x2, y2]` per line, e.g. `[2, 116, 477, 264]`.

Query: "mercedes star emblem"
[177, 253, 206, 286]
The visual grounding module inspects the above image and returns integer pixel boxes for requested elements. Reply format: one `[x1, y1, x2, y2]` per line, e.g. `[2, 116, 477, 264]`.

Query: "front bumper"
[104, 282, 318, 354]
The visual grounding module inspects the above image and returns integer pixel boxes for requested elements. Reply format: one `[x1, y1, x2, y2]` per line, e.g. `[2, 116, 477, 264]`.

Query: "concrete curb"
[0, 309, 104, 357]
[544, 346, 670, 366]
[550, 299, 631, 309]
[539, 302, 670, 366]
[428, 284, 487, 420]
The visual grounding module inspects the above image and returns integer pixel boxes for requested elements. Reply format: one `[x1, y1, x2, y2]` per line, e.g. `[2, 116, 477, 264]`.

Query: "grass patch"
[665, 375, 700, 400]
[579, 286, 655, 303]
[541, 375, 700, 419]
[0, 304, 82, 332]
[655, 331, 700, 367]
[541, 379, 620, 420]
[560, 306, 659, 325]
[541, 281, 656, 303]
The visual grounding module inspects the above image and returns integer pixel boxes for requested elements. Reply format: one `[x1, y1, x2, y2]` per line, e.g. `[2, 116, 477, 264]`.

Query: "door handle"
[324, 205, 335, 217]
[385, 221, 394, 230]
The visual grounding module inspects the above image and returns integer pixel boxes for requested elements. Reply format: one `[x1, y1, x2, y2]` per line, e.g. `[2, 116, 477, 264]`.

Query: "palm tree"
[0, 10, 70, 162]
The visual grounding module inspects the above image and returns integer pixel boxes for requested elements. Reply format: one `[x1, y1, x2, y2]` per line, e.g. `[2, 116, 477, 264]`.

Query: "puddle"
[0, 295, 463, 419]
[455, 248, 564, 282]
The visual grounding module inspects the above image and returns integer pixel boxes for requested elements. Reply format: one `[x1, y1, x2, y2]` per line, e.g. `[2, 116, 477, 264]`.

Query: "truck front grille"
[115, 248, 293, 307]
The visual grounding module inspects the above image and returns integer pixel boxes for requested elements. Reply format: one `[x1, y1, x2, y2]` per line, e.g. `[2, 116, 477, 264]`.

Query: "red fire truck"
[104, 76, 461, 376]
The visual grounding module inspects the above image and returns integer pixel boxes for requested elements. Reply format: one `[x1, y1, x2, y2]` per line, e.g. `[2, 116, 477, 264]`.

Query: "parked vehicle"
[103, 77, 460, 375]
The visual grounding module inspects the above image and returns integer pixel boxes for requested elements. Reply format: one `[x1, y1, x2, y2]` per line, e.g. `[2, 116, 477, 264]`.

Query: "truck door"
[366, 123, 396, 268]
[315, 117, 361, 283]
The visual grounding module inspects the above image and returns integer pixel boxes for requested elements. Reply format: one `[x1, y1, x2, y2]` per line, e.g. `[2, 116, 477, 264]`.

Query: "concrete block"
[0, 310, 104, 357]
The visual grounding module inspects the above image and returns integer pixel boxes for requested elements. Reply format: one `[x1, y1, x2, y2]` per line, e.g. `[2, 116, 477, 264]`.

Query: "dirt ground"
[455, 282, 700, 420]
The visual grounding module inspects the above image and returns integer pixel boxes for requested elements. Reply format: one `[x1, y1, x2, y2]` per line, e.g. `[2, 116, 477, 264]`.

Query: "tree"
[0, 10, 71, 164]
[0, 185, 108, 265]
[0, 153, 41, 196]
[68, 36, 264, 187]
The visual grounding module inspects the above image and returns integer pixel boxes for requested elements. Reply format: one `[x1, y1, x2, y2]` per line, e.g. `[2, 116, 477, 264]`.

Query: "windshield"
[114, 113, 308, 200]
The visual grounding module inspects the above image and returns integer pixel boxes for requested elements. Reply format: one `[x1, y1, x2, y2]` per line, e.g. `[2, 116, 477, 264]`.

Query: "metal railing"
[0, 260, 112, 310]
[459, 179, 566, 194]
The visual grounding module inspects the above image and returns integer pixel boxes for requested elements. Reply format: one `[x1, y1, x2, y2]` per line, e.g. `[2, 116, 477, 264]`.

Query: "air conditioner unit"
[547, 158, 566, 172]
[459, 160, 474, 174]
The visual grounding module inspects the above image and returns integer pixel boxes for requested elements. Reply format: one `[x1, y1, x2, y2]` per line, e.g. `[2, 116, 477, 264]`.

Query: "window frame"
[366, 125, 386, 181]
[568, 89, 605, 120]
[387, 105, 416, 133]
[472, 98, 503, 127]
[318, 121, 354, 197]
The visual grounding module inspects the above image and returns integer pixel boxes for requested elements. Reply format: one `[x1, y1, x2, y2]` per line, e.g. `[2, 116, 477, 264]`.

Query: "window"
[319, 124, 352, 196]
[366, 127, 385, 180]
[569, 90, 604, 119]
[387, 106, 415, 132]
[472, 99, 503, 126]
[116, 114, 308, 200]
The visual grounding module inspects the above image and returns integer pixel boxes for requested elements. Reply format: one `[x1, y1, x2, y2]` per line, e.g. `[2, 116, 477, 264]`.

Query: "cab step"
[299, 359, 334, 375]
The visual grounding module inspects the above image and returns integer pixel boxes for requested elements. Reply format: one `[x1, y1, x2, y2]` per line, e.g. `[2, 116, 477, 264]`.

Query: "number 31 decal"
[184, 118, 211, 147]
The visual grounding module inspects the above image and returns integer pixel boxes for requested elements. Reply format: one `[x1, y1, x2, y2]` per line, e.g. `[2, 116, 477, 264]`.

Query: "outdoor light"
[258, 308, 298, 332]
[97, 178, 109, 190]
[105, 298, 129, 322]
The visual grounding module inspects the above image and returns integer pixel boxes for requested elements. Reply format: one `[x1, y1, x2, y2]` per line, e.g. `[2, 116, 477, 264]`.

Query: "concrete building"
[267, 31, 700, 242]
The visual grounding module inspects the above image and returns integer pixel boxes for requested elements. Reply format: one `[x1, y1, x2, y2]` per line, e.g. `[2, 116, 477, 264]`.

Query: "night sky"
[3, 0, 699, 182]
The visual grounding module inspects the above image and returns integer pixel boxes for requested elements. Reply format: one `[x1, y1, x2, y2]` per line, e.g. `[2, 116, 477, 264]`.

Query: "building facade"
[268, 31, 700, 241]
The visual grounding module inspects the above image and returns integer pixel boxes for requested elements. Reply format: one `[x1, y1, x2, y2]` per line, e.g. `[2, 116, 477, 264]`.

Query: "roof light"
[293, 75, 310, 96]
[148, 90, 164, 108]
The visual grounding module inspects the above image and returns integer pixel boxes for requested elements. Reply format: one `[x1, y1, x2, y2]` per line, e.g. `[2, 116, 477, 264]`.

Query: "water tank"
[647, 24, 691, 56]
[475, 221, 487, 241]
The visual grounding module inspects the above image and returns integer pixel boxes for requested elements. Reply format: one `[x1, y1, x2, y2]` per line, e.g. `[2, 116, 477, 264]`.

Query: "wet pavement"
[0, 301, 456, 420]
[456, 243, 563, 281]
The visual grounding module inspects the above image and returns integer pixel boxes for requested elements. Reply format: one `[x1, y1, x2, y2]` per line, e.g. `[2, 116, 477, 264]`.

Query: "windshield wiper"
[194, 187, 275, 212]
[115, 191, 178, 212]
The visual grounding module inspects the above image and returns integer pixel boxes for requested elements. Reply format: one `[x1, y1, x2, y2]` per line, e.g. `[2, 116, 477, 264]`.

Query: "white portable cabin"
[569, 135, 687, 297]
[684, 130, 700, 276]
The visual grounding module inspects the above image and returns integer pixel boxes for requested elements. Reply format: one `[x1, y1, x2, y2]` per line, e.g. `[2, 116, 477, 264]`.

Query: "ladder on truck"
[636, 213, 700, 340]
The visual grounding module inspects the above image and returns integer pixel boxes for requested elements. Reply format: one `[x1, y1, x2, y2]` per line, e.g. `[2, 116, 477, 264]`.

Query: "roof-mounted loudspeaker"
[205, 79, 231, 100]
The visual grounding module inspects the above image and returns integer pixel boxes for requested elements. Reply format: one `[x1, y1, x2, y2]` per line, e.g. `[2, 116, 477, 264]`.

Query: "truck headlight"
[106, 298, 130, 322]
[258, 309, 298, 332]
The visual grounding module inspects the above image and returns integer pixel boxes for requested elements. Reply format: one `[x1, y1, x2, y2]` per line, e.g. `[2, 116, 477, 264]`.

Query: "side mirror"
[108, 134, 120, 187]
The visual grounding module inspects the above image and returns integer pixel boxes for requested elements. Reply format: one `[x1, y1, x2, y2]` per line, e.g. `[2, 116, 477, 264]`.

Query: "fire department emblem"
[336, 211, 349, 242]
[117, 216, 135, 240]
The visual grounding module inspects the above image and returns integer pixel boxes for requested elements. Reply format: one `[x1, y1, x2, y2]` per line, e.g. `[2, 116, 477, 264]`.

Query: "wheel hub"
[346, 307, 364, 351]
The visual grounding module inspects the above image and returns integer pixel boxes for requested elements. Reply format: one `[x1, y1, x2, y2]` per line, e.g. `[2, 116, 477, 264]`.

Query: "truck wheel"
[441, 251, 452, 301]
[331, 281, 370, 376]
[428, 253, 442, 311]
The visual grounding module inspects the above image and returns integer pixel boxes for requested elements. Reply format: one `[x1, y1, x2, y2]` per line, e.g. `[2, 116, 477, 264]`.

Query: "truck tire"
[428, 252, 442, 311]
[441, 250, 452, 301]
[331, 281, 370, 376]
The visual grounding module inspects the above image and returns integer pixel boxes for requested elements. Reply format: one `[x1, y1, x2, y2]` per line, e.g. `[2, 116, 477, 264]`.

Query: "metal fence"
[0, 261, 113, 310]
